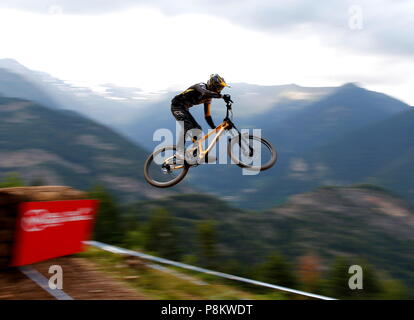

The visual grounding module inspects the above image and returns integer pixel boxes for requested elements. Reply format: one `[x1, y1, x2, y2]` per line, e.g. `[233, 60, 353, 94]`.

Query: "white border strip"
[85, 240, 336, 300]
[19, 266, 73, 300]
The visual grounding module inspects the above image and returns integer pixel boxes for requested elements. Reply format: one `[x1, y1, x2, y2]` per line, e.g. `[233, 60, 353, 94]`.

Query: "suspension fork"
[228, 123, 254, 157]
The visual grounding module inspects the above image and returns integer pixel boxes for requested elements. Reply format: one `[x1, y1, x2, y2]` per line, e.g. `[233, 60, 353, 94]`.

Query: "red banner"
[12, 199, 99, 266]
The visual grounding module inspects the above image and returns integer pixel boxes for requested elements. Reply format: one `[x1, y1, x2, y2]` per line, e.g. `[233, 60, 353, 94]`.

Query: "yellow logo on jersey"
[179, 88, 194, 95]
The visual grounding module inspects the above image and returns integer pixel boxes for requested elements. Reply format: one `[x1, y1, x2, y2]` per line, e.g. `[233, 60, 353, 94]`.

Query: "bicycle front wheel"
[228, 134, 277, 171]
[144, 145, 189, 188]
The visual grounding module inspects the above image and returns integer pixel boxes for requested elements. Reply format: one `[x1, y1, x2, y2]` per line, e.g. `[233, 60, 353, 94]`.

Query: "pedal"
[161, 164, 171, 174]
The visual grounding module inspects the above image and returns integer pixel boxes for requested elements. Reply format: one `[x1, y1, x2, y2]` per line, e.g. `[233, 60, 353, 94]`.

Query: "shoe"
[185, 149, 198, 166]
[175, 148, 198, 166]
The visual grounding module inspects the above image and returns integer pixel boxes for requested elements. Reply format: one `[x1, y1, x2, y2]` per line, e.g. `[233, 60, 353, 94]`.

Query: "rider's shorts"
[171, 104, 202, 136]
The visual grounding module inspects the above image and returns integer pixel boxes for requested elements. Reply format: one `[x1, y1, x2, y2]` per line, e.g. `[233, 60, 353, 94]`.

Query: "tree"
[327, 257, 384, 299]
[196, 220, 219, 268]
[0, 172, 25, 188]
[297, 253, 322, 291]
[378, 279, 409, 299]
[123, 230, 144, 249]
[88, 185, 123, 244]
[326, 257, 351, 298]
[29, 178, 46, 186]
[358, 262, 383, 299]
[256, 252, 297, 288]
[142, 208, 181, 260]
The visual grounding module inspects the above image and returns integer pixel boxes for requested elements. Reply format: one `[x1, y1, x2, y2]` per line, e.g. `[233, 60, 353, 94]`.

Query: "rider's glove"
[222, 94, 233, 103]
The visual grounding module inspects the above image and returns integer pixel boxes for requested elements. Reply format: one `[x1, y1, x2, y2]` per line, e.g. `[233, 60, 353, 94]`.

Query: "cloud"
[1, 0, 414, 57]
[1, 1, 413, 104]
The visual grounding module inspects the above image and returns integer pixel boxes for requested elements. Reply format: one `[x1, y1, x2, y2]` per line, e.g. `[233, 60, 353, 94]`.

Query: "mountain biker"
[171, 74, 232, 163]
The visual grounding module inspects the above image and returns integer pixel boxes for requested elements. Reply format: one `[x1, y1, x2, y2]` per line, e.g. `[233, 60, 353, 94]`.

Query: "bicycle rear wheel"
[228, 134, 277, 171]
[144, 145, 189, 188]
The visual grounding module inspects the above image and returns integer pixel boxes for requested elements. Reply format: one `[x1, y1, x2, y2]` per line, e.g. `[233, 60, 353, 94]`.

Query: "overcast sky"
[0, 0, 413, 104]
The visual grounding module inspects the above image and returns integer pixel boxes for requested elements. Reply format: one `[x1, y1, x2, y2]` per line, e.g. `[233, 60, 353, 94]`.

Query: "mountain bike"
[144, 100, 277, 188]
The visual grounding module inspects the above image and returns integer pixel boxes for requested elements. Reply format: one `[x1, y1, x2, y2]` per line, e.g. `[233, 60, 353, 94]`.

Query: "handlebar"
[223, 94, 233, 107]
[225, 100, 233, 121]
[223, 95, 234, 124]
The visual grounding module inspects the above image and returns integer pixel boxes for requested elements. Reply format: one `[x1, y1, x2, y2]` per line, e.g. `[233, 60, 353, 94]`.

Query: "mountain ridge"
[0, 96, 188, 200]
[130, 185, 414, 292]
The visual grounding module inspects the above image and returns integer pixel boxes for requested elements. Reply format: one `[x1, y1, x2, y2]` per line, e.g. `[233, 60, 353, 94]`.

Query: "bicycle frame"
[165, 102, 239, 169]
[186, 120, 230, 160]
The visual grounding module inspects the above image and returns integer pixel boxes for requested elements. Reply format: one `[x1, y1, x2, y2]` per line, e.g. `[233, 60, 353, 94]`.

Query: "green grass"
[77, 247, 286, 300]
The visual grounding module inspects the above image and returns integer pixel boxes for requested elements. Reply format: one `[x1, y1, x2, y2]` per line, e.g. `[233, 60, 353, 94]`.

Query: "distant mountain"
[119, 82, 408, 155]
[301, 108, 414, 201]
[0, 59, 163, 127]
[269, 83, 409, 153]
[132, 186, 414, 292]
[118, 83, 335, 150]
[183, 83, 411, 208]
[217, 82, 333, 117]
[0, 59, 337, 152]
[238, 94, 414, 209]
[1, 60, 412, 211]
[0, 67, 61, 109]
[0, 96, 187, 200]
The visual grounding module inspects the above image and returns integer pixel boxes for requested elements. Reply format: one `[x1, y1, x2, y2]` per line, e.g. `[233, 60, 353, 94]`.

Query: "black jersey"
[172, 83, 222, 108]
